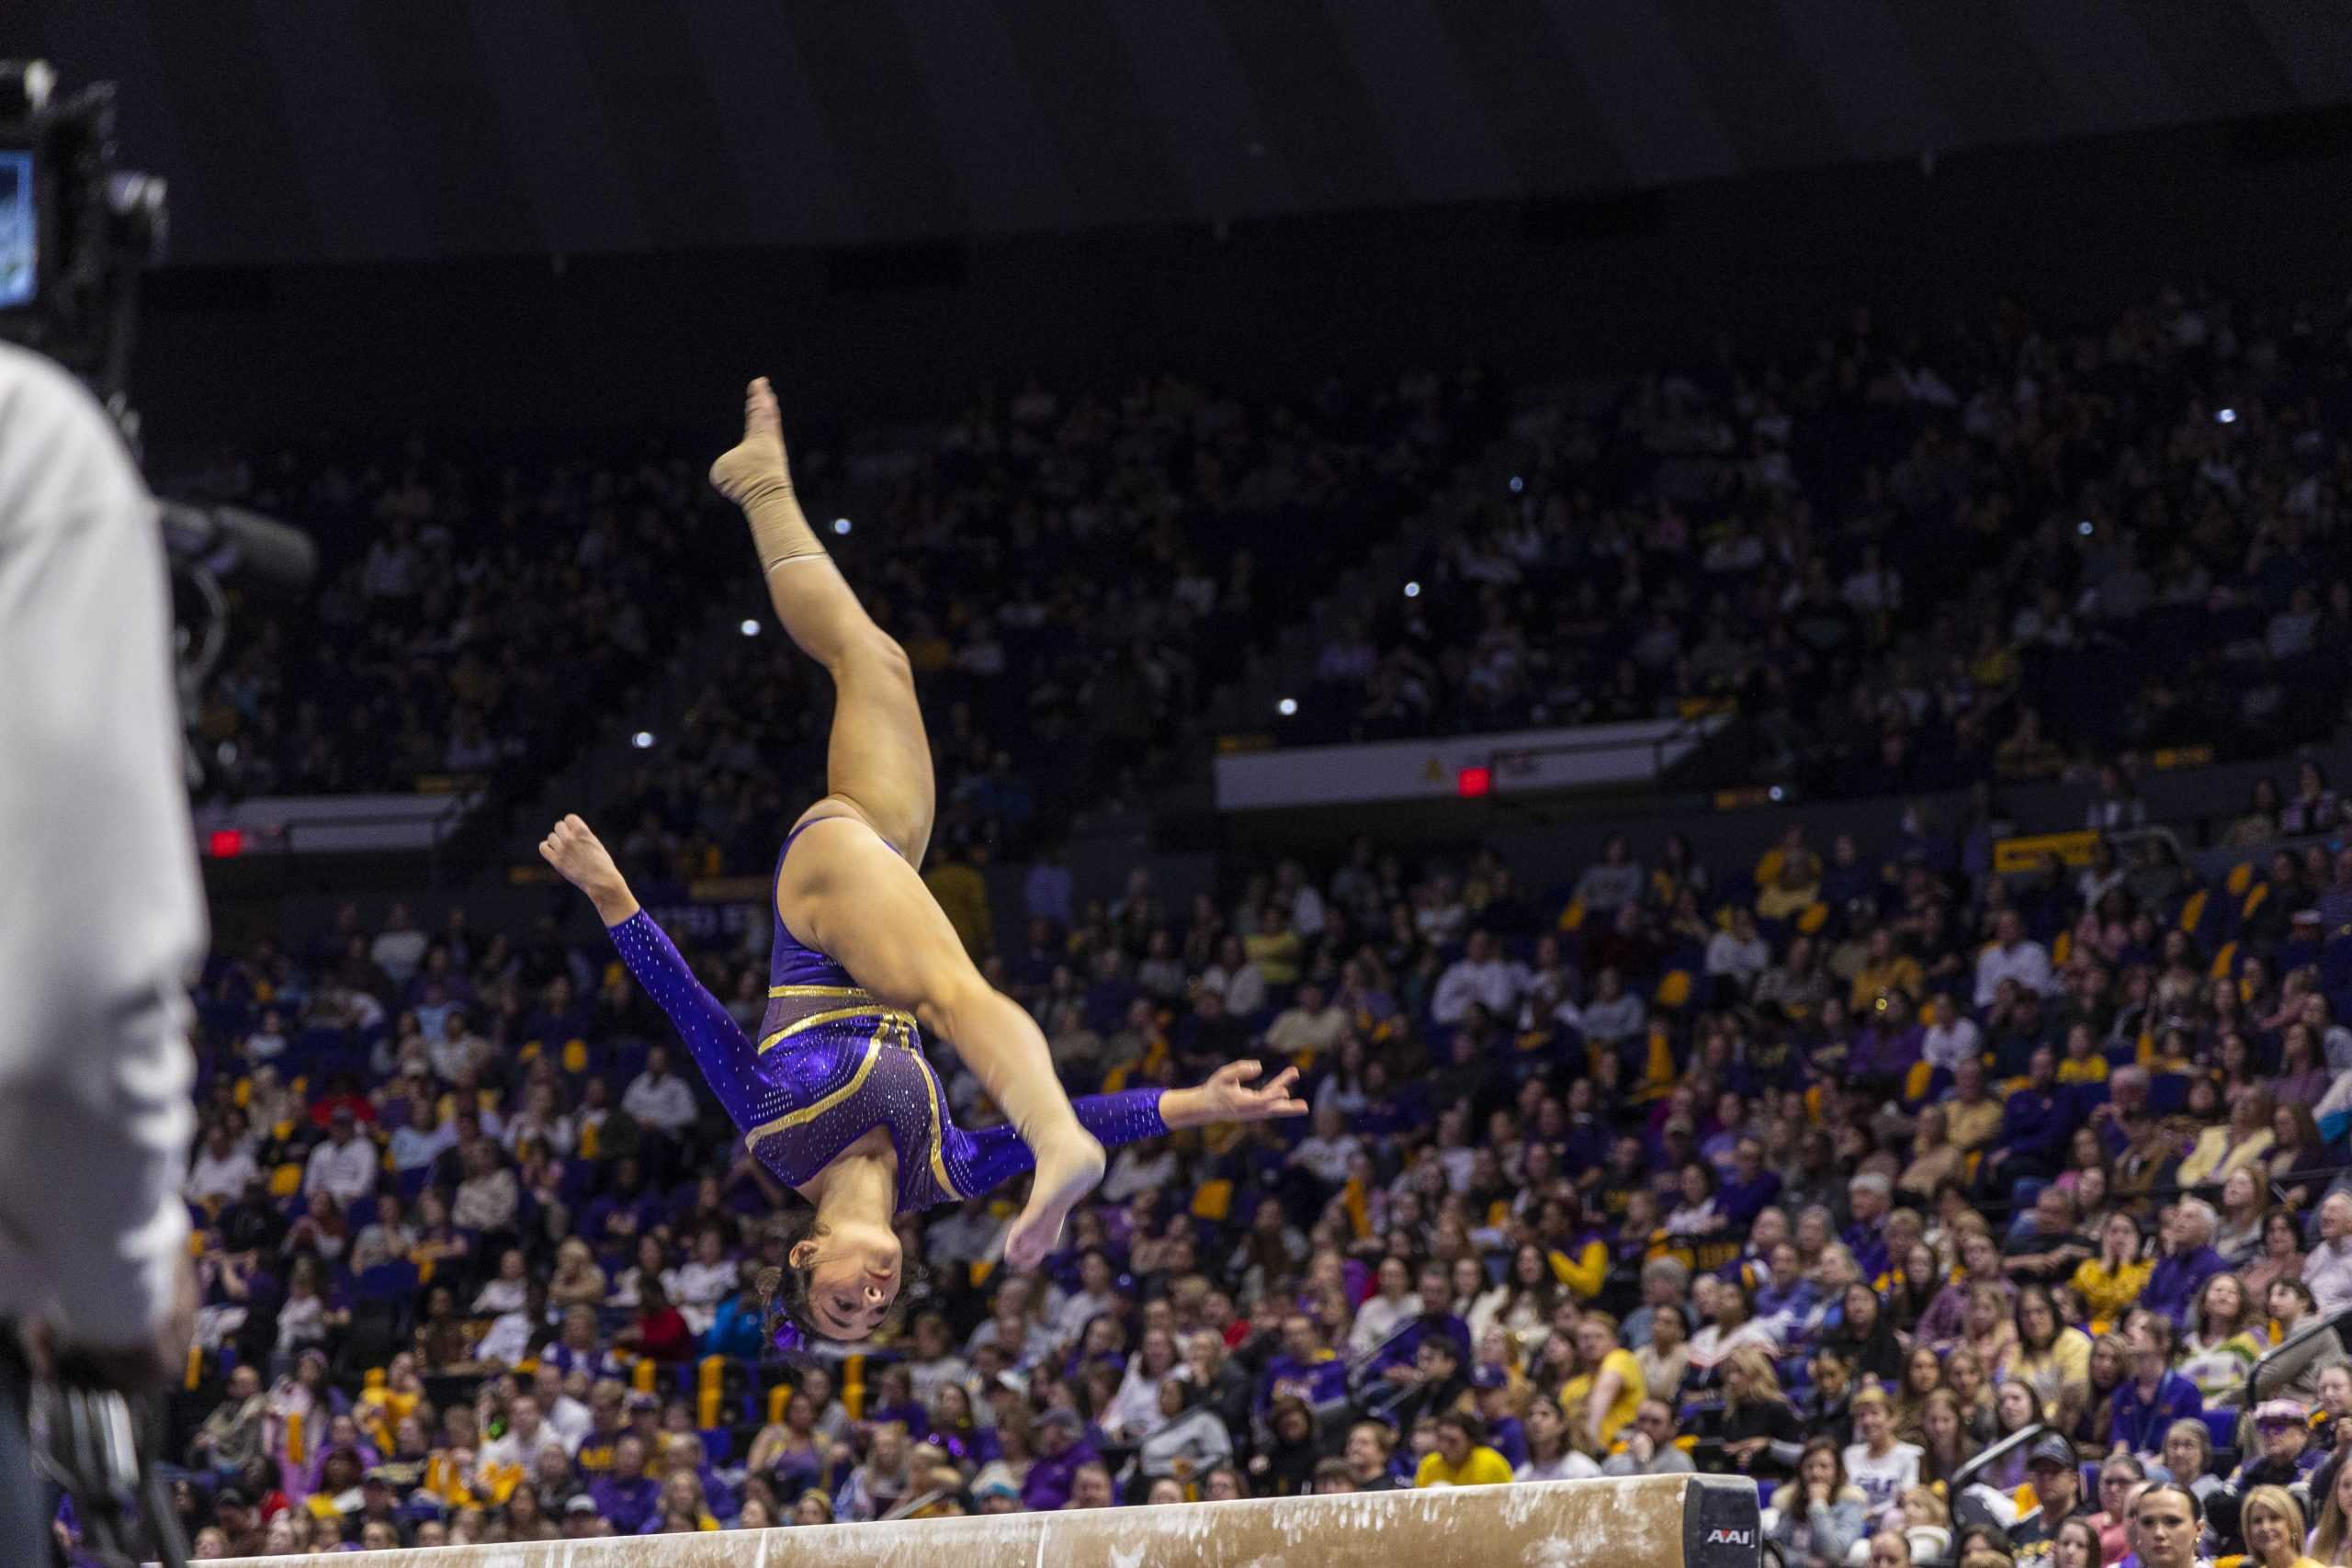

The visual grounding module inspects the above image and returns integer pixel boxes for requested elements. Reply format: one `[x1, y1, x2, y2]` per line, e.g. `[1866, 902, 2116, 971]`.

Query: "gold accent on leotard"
[914, 1051, 960, 1201]
[741, 1032, 881, 1153]
[758, 1004, 918, 1055]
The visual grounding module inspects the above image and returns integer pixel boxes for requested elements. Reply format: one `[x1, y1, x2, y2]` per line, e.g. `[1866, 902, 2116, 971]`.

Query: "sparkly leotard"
[606, 818, 1168, 1213]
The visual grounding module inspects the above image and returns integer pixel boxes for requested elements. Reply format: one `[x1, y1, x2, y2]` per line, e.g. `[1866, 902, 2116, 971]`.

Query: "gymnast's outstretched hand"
[1162, 1061, 1310, 1129]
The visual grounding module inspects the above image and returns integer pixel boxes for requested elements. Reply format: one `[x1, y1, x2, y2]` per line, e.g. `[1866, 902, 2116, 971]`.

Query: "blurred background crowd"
[169, 742, 2352, 1560]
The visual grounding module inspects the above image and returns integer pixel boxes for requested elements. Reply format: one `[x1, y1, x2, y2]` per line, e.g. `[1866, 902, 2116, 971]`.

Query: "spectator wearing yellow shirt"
[1944, 1059, 2007, 1154]
[1240, 903, 1303, 988]
[2054, 1023, 2109, 1086]
[1755, 827, 1824, 921]
[1547, 1200, 1612, 1301]
[1560, 1312, 1646, 1453]
[1849, 931, 1924, 1012]
[2072, 1213, 2152, 1333]
[1414, 1412, 1516, 1487]
[2175, 1088, 2275, 1191]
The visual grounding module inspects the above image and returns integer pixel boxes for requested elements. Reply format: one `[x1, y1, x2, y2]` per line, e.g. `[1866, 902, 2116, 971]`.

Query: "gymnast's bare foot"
[709, 376, 794, 506]
[1004, 1128, 1105, 1270]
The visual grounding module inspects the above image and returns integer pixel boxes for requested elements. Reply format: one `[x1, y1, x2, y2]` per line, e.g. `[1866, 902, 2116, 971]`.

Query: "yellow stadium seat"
[1795, 902, 1830, 935]
[1192, 1179, 1234, 1223]
[1656, 970, 1692, 1009]
[1638, 1031, 1675, 1099]
[2226, 863, 2254, 897]
[269, 1164, 302, 1198]
[562, 1039, 589, 1074]
[2211, 941, 2238, 980]
[697, 1356, 725, 1429]
[1905, 1061, 1936, 1101]
[2241, 883, 2268, 922]
[1560, 898, 1587, 932]
[2178, 888, 2208, 932]
[2051, 930, 2072, 965]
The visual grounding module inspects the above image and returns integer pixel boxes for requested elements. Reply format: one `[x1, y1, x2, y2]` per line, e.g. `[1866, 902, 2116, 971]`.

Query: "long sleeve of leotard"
[943, 1089, 1169, 1201]
[606, 911, 780, 1141]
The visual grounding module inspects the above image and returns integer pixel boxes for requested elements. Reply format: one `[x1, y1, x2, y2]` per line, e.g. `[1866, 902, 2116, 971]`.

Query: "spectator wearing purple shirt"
[2140, 1199, 2225, 1329]
[2107, 1312, 2203, 1457]
[578, 1157, 662, 1247]
[1021, 1408, 1102, 1512]
[1984, 1047, 2075, 1193]
[1847, 990, 1925, 1100]
[588, 1435, 662, 1534]
[1841, 1174, 1893, 1282]
[1359, 1263, 1473, 1387]
[1258, 1313, 1350, 1412]
[1717, 1136, 1782, 1229]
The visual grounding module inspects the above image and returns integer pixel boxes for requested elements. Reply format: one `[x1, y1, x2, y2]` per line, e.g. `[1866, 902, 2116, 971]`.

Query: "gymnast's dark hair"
[755, 1210, 928, 1359]
[755, 1209, 826, 1359]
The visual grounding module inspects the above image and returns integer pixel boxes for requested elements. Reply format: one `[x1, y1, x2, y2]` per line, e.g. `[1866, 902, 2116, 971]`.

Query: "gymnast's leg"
[710, 376, 937, 869]
[711, 379, 1101, 1266]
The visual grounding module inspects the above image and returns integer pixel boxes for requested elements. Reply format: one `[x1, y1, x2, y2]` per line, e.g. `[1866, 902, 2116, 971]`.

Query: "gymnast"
[538, 378, 1306, 1348]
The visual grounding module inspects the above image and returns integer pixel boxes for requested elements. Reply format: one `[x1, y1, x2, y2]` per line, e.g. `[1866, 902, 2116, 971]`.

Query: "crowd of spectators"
[162, 287, 2352, 864]
[1305, 286, 2352, 799]
[152, 758, 2352, 1563]
[164, 441, 732, 802]
[591, 367, 1500, 882]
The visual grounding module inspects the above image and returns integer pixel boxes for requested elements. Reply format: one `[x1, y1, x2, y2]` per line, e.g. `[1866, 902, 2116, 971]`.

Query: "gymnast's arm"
[946, 1061, 1309, 1197]
[603, 903, 761, 1064]
[539, 817, 763, 1072]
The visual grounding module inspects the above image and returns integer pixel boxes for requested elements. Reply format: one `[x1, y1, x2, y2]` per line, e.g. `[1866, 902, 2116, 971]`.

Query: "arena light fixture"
[1404, 580, 1420, 598]
[2216, 407, 2237, 424]
[631, 730, 655, 750]
[1276, 697, 1297, 716]
[740, 619, 760, 637]
[1509, 475, 1524, 493]
[832, 517, 853, 535]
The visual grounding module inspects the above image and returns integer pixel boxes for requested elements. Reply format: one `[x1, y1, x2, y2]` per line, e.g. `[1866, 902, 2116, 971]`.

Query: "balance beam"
[220, 1472, 1759, 1568]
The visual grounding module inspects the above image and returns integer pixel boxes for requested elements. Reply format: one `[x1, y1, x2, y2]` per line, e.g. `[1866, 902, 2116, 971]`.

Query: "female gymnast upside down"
[538, 378, 1306, 1348]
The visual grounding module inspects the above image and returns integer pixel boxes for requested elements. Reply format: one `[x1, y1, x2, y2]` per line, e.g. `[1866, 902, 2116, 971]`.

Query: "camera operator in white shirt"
[0, 342, 207, 1561]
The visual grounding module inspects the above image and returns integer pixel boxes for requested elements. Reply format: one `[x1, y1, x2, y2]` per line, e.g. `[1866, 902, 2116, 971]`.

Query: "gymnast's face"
[792, 1220, 902, 1339]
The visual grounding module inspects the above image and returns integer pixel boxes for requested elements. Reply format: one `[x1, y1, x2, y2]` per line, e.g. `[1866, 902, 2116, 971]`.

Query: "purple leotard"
[606, 818, 1167, 1213]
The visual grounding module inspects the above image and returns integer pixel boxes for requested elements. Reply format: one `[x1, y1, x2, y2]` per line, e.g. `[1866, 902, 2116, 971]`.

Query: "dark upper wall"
[115, 105, 2352, 446]
[9, 0, 2352, 265]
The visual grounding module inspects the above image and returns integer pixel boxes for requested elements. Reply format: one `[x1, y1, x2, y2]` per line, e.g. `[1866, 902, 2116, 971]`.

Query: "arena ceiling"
[11, 0, 2352, 265]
